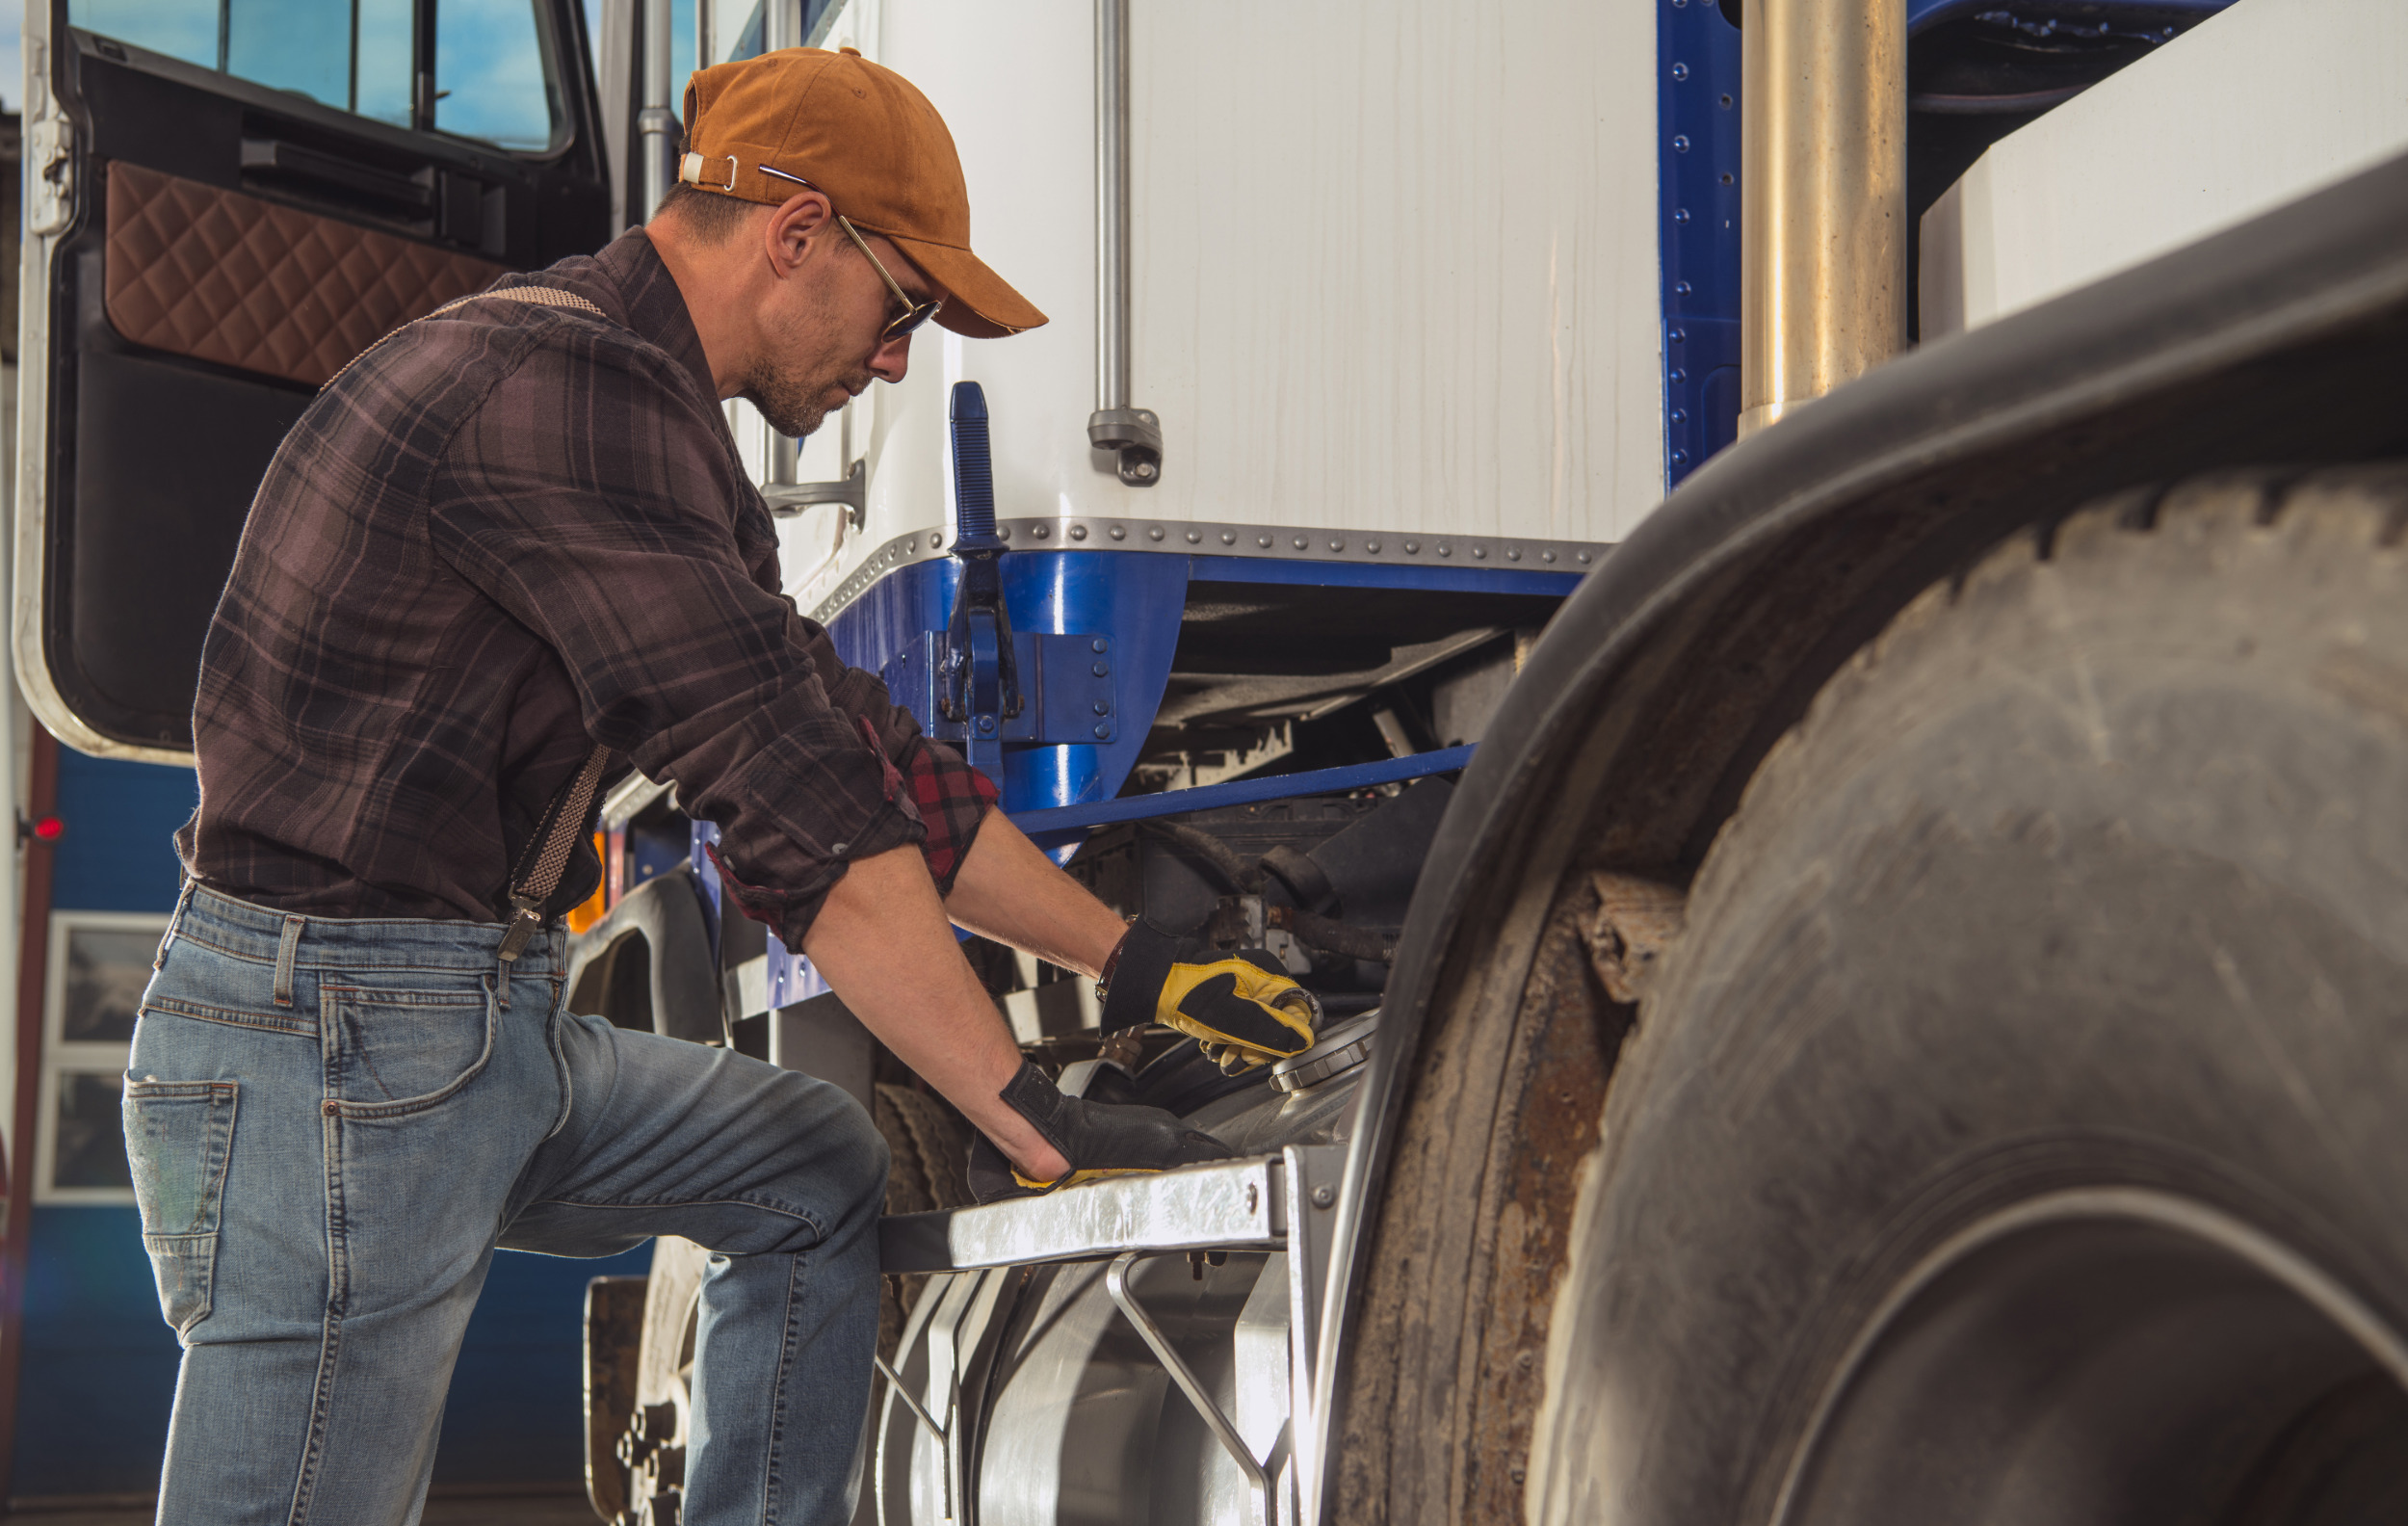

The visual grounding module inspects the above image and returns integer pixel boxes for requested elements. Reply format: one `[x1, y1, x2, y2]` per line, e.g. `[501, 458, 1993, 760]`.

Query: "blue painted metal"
[1659, 0, 1743, 490]
[938, 382, 1021, 777]
[1185, 556, 1587, 596]
[824, 551, 1189, 817]
[50, 752, 197, 911]
[884, 630, 1117, 746]
[1009, 746, 1477, 842]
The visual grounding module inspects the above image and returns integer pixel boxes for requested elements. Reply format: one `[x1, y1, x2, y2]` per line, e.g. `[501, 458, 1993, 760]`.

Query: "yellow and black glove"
[1098, 918, 1322, 1073]
[967, 1061, 1234, 1202]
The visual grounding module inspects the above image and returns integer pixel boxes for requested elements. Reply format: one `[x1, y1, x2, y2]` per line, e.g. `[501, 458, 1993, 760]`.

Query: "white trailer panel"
[771, 0, 1662, 617]
[1921, 0, 2408, 339]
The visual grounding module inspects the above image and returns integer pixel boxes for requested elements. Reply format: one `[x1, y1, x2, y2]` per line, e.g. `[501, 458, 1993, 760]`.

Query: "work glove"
[967, 1060, 1236, 1203]
[1098, 918, 1322, 1073]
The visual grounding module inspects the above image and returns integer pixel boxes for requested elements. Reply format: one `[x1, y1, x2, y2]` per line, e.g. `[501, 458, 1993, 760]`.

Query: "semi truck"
[15, 0, 2408, 1521]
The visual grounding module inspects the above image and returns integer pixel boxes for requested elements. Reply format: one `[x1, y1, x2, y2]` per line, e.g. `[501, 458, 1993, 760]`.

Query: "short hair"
[652, 183, 765, 244]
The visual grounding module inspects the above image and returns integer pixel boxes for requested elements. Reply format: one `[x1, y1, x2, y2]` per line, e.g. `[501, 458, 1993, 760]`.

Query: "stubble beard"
[744, 285, 873, 440]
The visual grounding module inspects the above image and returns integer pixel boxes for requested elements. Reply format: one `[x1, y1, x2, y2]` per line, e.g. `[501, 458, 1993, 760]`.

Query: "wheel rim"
[1775, 1187, 2408, 1526]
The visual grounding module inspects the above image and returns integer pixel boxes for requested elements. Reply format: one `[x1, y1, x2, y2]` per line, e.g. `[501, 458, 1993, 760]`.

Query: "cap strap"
[678, 152, 739, 193]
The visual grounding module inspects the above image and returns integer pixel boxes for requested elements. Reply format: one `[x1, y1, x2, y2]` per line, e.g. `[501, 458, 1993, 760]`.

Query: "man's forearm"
[941, 812, 1127, 977]
[801, 844, 1069, 1182]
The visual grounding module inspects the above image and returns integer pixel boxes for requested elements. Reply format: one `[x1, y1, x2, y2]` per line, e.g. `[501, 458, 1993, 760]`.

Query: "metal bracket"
[1087, 407, 1163, 487]
[27, 52, 75, 239]
[882, 631, 1115, 747]
[1282, 1144, 1347, 1520]
[942, 383, 1021, 776]
[761, 459, 867, 531]
[1107, 1251, 1285, 1526]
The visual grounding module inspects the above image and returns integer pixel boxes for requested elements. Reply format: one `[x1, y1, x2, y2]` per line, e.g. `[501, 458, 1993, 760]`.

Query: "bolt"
[1093, 724, 1111, 739]
[1185, 529, 1199, 543]
[1257, 535, 1272, 548]
[1311, 1184, 1335, 1209]
[1245, 1182, 1260, 1214]
[1070, 524, 1088, 540]
[1403, 540, 1420, 554]
[1093, 700, 1110, 715]
[1670, 367, 1688, 383]
[1672, 449, 1690, 465]
[1109, 524, 1127, 539]
[1220, 531, 1237, 545]
[1148, 526, 1165, 540]
[1367, 539, 1382, 553]
[1135, 461, 1157, 480]
[1510, 1467, 1527, 1484]
[1091, 639, 1108, 653]
[1673, 207, 1690, 224]
[1669, 327, 1686, 344]
[1670, 61, 1688, 80]
[1034, 524, 1051, 539]
[1092, 662, 1109, 678]
[1672, 133, 1690, 152]
[1438, 542, 1453, 558]
[1506, 547, 1521, 561]
[1292, 537, 1308, 551]
[1542, 550, 1557, 564]
[1472, 545, 1488, 560]
[977, 716, 996, 734]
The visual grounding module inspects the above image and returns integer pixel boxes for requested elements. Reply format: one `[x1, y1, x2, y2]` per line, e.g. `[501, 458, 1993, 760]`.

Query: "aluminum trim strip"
[878, 1155, 1286, 1273]
[806, 518, 1609, 624]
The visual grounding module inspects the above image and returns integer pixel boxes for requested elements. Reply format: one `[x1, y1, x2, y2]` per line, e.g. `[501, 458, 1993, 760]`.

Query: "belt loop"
[155, 877, 198, 970]
[274, 915, 305, 1007]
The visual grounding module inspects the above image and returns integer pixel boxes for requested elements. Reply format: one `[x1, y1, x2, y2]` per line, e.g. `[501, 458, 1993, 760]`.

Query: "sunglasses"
[755, 163, 945, 342]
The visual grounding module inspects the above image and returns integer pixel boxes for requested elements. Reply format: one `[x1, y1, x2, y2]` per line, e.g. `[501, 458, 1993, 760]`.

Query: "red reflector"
[32, 816, 64, 842]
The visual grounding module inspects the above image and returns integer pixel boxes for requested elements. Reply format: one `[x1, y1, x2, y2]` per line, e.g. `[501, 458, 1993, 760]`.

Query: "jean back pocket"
[122, 1080, 238, 1336]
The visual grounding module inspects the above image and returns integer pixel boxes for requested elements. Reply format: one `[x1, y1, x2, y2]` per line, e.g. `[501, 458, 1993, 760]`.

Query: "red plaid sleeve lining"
[907, 740, 999, 893]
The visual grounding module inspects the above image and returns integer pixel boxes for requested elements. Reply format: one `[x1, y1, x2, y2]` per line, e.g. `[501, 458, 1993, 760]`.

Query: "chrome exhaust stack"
[1738, 0, 1908, 438]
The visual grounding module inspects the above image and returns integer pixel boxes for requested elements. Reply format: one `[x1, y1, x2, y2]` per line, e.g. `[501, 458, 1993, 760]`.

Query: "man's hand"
[802, 845, 1071, 1183]
[1100, 919, 1322, 1072]
[965, 1061, 1233, 1202]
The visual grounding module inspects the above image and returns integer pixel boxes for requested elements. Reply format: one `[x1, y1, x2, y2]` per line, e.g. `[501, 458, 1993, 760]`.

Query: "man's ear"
[764, 190, 836, 276]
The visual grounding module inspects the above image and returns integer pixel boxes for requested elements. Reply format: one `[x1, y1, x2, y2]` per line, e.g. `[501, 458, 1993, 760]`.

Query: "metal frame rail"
[876, 1147, 1348, 1526]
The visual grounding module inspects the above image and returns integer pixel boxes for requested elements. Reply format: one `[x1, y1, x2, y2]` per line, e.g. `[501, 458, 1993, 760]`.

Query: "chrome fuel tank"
[873, 1028, 1374, 1526]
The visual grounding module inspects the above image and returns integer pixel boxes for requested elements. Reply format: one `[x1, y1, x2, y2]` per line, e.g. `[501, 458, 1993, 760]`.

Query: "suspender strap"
[500, 743, 615, 962]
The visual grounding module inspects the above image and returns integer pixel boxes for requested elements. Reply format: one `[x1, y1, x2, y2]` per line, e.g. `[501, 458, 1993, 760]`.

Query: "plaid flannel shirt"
[177, 229, 997, 949]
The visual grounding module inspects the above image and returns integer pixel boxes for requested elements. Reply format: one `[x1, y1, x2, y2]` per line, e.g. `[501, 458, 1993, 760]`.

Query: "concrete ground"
[6, 1489, 597, 1524]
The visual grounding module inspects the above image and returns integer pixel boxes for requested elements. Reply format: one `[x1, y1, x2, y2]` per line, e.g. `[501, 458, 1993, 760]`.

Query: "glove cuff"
[997, 1059, 1074, 1157]
[1097, 917, 1179, 1032]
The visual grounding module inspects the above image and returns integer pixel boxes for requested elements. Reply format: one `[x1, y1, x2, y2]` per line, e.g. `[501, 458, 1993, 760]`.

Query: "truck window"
[65, 0, 568, 153]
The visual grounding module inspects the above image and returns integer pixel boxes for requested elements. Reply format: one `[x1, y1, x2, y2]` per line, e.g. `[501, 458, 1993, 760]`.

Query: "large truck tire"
[1520, 468, 2408, 1522]
[1339, 467, 2408, 1523]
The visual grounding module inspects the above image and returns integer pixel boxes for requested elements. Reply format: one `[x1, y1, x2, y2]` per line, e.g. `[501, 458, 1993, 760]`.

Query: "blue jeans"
[123, 884, 888, 1526]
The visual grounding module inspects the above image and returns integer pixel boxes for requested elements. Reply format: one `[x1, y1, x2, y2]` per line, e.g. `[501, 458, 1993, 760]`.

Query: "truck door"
[15, 0, 614, 759]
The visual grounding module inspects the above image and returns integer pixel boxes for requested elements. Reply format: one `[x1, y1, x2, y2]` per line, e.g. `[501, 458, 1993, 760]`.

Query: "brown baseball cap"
[677, 47, 1047, 339]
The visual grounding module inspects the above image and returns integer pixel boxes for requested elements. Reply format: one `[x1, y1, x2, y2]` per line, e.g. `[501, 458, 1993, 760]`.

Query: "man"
[126, 49, 1315, 1525]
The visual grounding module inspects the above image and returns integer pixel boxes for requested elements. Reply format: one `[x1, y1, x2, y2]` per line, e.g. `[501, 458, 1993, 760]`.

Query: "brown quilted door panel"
[104, 161, 506, 388]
